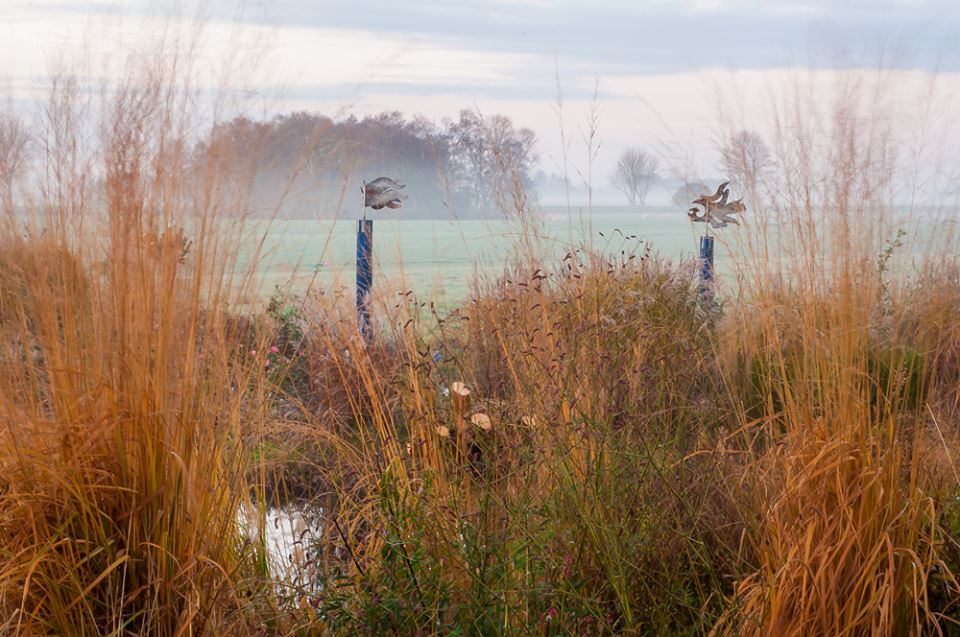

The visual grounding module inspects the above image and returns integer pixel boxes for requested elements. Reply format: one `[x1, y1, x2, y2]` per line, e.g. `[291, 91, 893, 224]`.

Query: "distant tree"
[445, 110, 537, 211]
[719, 130, 773, 194]
[612, 148, 658, 206]
[532, 170, 571, 198]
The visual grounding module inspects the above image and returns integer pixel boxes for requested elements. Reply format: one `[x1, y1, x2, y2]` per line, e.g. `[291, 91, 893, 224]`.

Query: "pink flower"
[249, 350, 257, 357]
[545, 607, 557, 622]
[270, 345, 280, 354]
[264, 360, 271, 368]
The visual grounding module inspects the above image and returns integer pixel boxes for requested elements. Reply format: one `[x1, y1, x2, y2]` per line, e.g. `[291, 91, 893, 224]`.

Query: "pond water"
[240, 506, 322, 595]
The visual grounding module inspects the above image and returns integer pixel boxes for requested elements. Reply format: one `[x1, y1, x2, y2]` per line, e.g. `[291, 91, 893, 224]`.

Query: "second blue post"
[698, 234, 714, 301]
[357, 219, 373, 338]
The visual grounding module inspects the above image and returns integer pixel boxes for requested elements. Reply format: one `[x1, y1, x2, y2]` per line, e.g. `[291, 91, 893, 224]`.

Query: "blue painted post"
[698, 234, 714, 301]
[357, 219, 373, 338]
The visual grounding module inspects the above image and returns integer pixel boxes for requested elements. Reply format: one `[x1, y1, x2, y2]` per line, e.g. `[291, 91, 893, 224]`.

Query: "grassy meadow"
[3, 46, 960, 637]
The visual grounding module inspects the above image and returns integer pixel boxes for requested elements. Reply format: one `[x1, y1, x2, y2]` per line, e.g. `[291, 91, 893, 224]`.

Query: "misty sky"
[2, 0, 959, 201]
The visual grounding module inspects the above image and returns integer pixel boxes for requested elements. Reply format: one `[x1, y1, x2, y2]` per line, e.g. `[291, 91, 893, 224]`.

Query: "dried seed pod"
[470, 413, 492, 431]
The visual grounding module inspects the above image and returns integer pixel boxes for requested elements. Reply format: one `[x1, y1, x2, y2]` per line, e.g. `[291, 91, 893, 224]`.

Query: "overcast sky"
[2, 0, 959, 198]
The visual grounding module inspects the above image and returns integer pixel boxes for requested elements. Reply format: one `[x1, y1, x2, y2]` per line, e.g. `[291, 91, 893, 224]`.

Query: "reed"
[1, 33, 959, 637]
[0, 39, 285, 634]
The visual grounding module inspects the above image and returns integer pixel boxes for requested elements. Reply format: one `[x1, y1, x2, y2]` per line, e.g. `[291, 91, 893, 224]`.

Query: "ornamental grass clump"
[0, 35, 287, 635]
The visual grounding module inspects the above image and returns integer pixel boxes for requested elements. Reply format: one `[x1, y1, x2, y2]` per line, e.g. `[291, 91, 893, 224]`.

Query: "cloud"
[2, 0, 959, 184]
[233, 0, 958, 73]
[17, 0, 960, 75]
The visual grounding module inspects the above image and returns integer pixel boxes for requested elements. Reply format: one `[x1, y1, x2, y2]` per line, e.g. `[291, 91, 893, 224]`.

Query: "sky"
[2, 0, 959, 202]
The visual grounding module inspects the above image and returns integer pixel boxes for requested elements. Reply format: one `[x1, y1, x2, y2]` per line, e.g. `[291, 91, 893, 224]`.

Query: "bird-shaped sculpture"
[364, 177, 408, 211]
[686, 181, 745, 230]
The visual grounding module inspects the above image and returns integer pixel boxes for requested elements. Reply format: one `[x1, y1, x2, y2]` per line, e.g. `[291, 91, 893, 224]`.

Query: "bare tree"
[612, 148, 658, 206]
[719, 130, 773, 194]
[446, 110, 537, 212]
[0, 114, 30, 210]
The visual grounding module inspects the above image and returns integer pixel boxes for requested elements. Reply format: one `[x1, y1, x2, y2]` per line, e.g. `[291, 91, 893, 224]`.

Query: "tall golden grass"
[0, 43, 284, 634]
[1, 34, 959, 637]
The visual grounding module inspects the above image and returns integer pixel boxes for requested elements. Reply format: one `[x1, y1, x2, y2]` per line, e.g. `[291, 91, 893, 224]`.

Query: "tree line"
[197, 110, 538, 218]
[0, 102, 776, 214]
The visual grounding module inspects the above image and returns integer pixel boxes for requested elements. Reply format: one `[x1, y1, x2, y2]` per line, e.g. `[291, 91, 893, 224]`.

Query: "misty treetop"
[198, 110, 537, 219]
[718, 130, 774, 196]
[611, 148, 659, 207]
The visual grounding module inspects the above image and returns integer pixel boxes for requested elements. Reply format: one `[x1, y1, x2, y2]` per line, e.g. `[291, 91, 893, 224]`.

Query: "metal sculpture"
[685, 181, 746, 300]
[687, 181, 746, 229]
[363, 177, 408, 212]
[357, 177, 407, 338]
